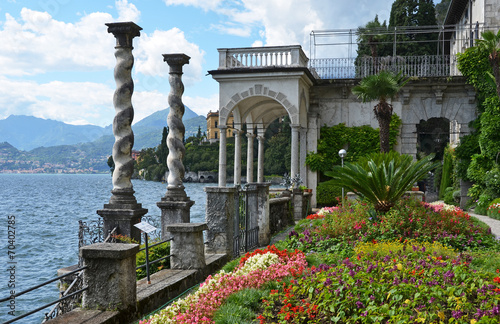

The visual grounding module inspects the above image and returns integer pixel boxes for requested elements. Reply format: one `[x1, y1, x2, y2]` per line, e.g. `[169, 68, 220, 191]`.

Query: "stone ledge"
[204, 186, 238, 193]
[46, 254, 228, 324]
[80, 243, 139, 260]
[166, 223, 208, 232]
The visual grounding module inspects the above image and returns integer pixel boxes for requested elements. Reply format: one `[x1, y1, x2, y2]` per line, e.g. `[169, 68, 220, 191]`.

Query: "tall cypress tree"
[388, 0, 438, 56]
[357, 15, 392, 58]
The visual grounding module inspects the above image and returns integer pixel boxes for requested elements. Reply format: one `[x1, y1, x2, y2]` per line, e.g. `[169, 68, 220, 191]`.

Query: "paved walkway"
[469, 212, 500, 239]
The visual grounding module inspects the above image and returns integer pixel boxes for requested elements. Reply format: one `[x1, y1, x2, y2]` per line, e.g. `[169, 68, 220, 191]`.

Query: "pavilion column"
[97, 22, 147, 243]
[299, 127, 307, 185]
[218, 125, 228, 186]
[246, 132, 255, 183]
[233, 130, 243, 186]
[290, 124, 300, 178]
[157, 53, 194, 241]
[257, 135, 265, 183]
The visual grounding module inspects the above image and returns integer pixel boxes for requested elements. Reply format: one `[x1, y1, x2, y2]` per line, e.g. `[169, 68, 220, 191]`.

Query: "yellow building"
[206, 111, 234, 142]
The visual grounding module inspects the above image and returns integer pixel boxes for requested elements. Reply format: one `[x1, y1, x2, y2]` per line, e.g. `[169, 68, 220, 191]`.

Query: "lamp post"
[338, 149, 347, 207]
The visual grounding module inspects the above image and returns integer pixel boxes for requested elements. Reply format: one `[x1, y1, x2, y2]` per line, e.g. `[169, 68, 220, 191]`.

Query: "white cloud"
[0, 9, 115, 76]
[134, 28, 205, 86]
[164, 0, 394, 55]
[0, 77, 114, 126]
[183, 93, 219, 116]
[163, 0, 222, 11]
[116, 0, 141, 22]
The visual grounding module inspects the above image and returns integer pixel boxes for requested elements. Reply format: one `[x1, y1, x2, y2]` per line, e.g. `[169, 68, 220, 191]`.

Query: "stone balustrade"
[218, 45, 309, 69]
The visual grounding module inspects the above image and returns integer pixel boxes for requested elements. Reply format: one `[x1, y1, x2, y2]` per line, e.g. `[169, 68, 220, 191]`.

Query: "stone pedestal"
[205, 187, 237, 255]
[157, 188, 195, 240]
[247, 183, 271, 246]
[460, 180, 472, 210]
[167, 223, 208, 269]
[80, 243, 139, 311]
[97, 189, 147, 243]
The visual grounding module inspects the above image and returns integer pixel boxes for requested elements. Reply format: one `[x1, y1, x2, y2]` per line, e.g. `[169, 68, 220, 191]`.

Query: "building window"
[215, 132, 218, 139]
[215, 121, 218, 128]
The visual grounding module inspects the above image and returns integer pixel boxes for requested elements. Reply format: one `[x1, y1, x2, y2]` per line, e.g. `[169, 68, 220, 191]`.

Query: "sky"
[0, 0, 399, 127]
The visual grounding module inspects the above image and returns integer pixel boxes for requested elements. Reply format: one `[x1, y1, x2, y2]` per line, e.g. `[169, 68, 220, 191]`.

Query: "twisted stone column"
[98, 22, 147, 243]
[157, 54, 194, 240]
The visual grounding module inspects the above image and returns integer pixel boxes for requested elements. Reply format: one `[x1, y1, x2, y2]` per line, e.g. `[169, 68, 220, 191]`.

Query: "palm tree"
[325, 152, 439, 213]
[352, 71, 408, 153]
[476, 30, 500, 98]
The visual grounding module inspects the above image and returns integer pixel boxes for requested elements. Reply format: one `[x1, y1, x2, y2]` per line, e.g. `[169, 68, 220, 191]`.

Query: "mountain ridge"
[0, 107, 205, 151]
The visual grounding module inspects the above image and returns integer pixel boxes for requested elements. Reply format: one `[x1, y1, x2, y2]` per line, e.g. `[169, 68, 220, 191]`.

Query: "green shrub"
[136, 240, 170, 280]
[443, 186, 459, 206]
[316, 180, 342, 207]
[439, 145, 454, 198]
[487, 197, 500, 220]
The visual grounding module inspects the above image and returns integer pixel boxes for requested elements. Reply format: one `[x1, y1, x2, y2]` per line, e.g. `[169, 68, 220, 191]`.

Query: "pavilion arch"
[218, 84, 300, 128]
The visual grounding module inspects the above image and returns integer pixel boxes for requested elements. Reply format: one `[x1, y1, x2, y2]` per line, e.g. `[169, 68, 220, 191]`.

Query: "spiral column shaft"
[97, 22, 146, 243]
[157, 53, 194, 241]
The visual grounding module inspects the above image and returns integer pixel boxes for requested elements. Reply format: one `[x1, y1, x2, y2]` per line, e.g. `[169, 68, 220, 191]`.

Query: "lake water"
[0, 174, 210, 323]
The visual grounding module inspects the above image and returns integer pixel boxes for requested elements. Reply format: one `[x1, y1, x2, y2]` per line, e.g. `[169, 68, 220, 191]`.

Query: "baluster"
[279, 52, 283, 66]
[258, 53, 262, 67]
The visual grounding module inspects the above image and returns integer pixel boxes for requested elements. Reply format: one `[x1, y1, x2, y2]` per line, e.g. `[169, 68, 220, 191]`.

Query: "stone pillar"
[218, 125, 228, 186]
[157, 54, 194, 241]
[247, 183, 271, 246]
[98, 22, 147, 243]
[166, 223, 208, 269]
[299, 127, 307, 185]
[257, 135, 265, 183]
[293, 189, 305, 221]
[233, 130, 243, 186]
[291, 125, 300, 178]
[205, 187, 237, 255]
[80, 243, 139, 311]
[246, 132, 255, 183]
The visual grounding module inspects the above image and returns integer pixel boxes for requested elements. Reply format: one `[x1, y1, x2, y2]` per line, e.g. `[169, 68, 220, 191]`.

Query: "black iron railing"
[0, 267, 87, 324]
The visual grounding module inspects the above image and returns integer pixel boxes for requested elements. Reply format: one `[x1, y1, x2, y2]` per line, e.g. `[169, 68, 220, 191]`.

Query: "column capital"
[257, 135, 265, 142]
[218, 125, 228, 130]
[105, 22, 142, 48]
[163, 53, 191, 74]
[233, 129, 244, 136]
[290, 124, 301, 130]
[246, 132, 256, 138]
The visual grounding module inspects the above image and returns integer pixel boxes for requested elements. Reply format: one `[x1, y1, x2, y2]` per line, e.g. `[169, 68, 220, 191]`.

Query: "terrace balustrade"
[217, 45, 458, 79]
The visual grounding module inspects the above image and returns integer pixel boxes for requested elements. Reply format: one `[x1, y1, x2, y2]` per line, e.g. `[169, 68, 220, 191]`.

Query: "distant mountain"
[0, 115, 107, 151]
[0, 107, 208, 172]
[0, 107, 206, 151]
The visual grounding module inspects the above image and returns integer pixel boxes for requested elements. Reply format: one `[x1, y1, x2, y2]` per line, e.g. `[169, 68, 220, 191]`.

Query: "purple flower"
[356, 301, 365, 309]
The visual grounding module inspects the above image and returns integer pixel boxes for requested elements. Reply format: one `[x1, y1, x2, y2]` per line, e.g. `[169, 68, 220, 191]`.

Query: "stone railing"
[309, 55, 458, 79]
[218, 45, 309, 69]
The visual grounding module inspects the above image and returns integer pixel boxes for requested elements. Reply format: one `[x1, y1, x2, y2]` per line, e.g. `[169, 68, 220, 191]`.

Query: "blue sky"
[0, 0, 400, 127]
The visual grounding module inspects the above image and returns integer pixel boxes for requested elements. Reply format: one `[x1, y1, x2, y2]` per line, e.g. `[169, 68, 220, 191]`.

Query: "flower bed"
[259, 241, 500, 323]
[140, 246, 307, 324]
[140, 199, 500, 324]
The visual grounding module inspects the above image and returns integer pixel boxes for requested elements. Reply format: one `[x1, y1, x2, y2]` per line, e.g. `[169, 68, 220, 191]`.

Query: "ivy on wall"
[455, 41, 500, 213]
[305, 114, 402, 174]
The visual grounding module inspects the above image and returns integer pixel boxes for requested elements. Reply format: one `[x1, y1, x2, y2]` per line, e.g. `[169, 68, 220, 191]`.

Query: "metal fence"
[0, 266, 88, 324]
[309, 55, 453, 79]
[233, 185, 259, 257]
